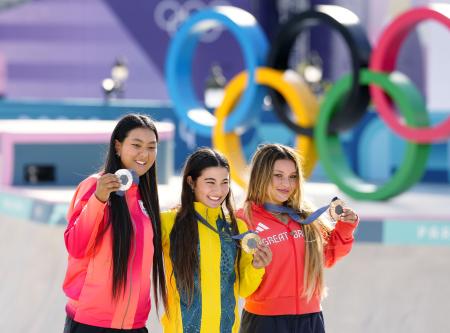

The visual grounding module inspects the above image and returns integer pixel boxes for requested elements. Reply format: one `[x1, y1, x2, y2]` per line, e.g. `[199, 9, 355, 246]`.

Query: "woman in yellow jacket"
[160, 148, 272, 333]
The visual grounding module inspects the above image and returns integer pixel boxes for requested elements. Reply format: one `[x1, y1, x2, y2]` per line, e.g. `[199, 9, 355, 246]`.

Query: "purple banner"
[104, 0, 272, 98]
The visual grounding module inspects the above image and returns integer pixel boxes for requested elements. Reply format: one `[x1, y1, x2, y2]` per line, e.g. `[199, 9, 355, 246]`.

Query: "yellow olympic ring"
[213, 67, 319, 187]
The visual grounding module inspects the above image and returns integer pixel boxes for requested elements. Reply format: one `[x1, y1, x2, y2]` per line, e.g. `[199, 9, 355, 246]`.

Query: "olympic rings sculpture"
[166, 4, 450, 200]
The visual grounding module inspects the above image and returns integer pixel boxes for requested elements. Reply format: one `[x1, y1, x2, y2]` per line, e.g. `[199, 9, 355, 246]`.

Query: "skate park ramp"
[0, 214, 168, 333]
[0, 215, 67, 332]
[1, 181, 450, 332]
[322, 244, 450, 333]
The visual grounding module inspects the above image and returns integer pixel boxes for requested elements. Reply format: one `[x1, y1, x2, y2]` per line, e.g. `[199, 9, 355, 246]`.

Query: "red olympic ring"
[370, 4, 450, 143]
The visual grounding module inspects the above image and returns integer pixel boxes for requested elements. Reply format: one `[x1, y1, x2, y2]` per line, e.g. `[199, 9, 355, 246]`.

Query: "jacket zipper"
[121, 217, 137, 329]
[290, 225, 299, 314]
[274, 214, 299, 314]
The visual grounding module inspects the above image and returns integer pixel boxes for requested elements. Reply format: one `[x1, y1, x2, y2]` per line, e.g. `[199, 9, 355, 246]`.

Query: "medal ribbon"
[195, 212, 256, 241]
[195, 212, 233, 241]
[263, 197, 340, 225]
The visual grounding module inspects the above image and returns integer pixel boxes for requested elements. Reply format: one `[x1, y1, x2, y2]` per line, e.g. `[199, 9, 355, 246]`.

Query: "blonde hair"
[244, 143, 332, 301]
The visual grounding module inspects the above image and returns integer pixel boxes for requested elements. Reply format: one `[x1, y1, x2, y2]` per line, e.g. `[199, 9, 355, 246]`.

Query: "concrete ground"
[322, 244, 450, 333]
[1, 215, 450, 333]
[1, 179, 449, 332]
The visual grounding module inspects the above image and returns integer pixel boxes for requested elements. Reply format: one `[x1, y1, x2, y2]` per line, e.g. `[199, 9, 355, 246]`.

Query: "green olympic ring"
[315, 69, 430, 200]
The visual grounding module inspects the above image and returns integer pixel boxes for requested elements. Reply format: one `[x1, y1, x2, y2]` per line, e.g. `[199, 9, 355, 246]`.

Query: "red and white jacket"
[63, 175, 154, 329]
[237, 203, 358, 316]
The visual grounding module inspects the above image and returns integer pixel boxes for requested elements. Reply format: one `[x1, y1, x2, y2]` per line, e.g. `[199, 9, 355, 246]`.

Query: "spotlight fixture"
[204, 63, 226, 109]
[101, 57, 129, 100]
[297, 51, 327, 95]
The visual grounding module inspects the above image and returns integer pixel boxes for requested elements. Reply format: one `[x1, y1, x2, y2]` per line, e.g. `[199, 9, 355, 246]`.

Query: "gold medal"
[241, 233, 261, 254]
[329, 198, 345, 221]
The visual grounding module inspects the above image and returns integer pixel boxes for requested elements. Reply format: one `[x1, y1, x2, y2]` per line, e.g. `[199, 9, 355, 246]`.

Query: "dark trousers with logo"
[64, 316, 149, 333]
[239, 310, 326, 333]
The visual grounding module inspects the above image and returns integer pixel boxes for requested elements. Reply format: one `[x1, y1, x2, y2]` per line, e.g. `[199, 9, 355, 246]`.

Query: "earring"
[116, 152, 120, 157]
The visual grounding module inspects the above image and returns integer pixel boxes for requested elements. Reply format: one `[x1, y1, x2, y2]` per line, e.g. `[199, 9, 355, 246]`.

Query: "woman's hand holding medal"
[250, 242, 272, 269]
[231, 231, 272, 268]
[95, 173, 122, 203]
[337, 208, 357, 224]
[95, 169, 137, 202]
[329, 198, 357, 224]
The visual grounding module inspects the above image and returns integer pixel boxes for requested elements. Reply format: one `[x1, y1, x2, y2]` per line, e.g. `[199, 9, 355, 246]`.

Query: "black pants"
[239, 310, 325, 333]
[64, 316, 148, 333]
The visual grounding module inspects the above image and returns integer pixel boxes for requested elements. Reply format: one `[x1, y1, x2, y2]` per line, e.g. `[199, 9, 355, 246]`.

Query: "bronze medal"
[329, 198, 345, 221]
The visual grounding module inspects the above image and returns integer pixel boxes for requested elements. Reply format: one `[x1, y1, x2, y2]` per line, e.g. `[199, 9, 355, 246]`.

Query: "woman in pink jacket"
[62, 114, 167, 332]
[238, 144, 358, 333]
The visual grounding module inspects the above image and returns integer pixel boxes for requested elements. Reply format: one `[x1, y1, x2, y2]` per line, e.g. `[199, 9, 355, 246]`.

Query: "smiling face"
[115, 127, 157, 176]
[266, 159, 299, 205]
[190, 166, 230, 208]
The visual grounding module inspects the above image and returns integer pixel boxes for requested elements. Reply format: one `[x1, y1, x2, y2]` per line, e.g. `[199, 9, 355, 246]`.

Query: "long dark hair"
[169, 148, 240, 305]
[103, 113, 167, 310]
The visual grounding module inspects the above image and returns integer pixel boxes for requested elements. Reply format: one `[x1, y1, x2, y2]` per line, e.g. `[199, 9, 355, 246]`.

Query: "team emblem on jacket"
[255, 222, 270, 233]
[138, 200, 149, 217]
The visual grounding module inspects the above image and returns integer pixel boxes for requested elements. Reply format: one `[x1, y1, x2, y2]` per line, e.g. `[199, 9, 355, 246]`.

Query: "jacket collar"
[127, 183, 139, 194]
[251, 202, 269, 215]
[194, 201, 223, 221]
[251, 202, 294, 225]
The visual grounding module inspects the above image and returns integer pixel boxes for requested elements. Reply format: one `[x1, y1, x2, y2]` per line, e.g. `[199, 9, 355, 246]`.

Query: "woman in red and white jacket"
[237, 144, 358, 333]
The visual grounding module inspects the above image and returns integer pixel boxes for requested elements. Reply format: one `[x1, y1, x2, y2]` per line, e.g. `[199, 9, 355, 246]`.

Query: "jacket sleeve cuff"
[88, 193, 107, 218]
[248, 264, 265, 279]
[91, 192, 108, 205]
[334, 217, 359, 240]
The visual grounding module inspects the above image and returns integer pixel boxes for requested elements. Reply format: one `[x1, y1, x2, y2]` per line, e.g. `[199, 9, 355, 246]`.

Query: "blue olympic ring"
[165, 6, 269, 137]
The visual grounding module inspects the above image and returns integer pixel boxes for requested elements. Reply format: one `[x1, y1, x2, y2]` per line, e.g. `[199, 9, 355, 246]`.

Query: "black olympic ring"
[267, 5, 372, 135]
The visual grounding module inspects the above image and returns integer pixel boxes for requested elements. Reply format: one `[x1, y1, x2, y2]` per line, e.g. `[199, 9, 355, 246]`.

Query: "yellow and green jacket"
[160, 202, 265, 333]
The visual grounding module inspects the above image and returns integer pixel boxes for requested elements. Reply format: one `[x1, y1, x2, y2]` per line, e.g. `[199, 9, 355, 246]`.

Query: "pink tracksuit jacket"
[62, 174, 154, 329]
